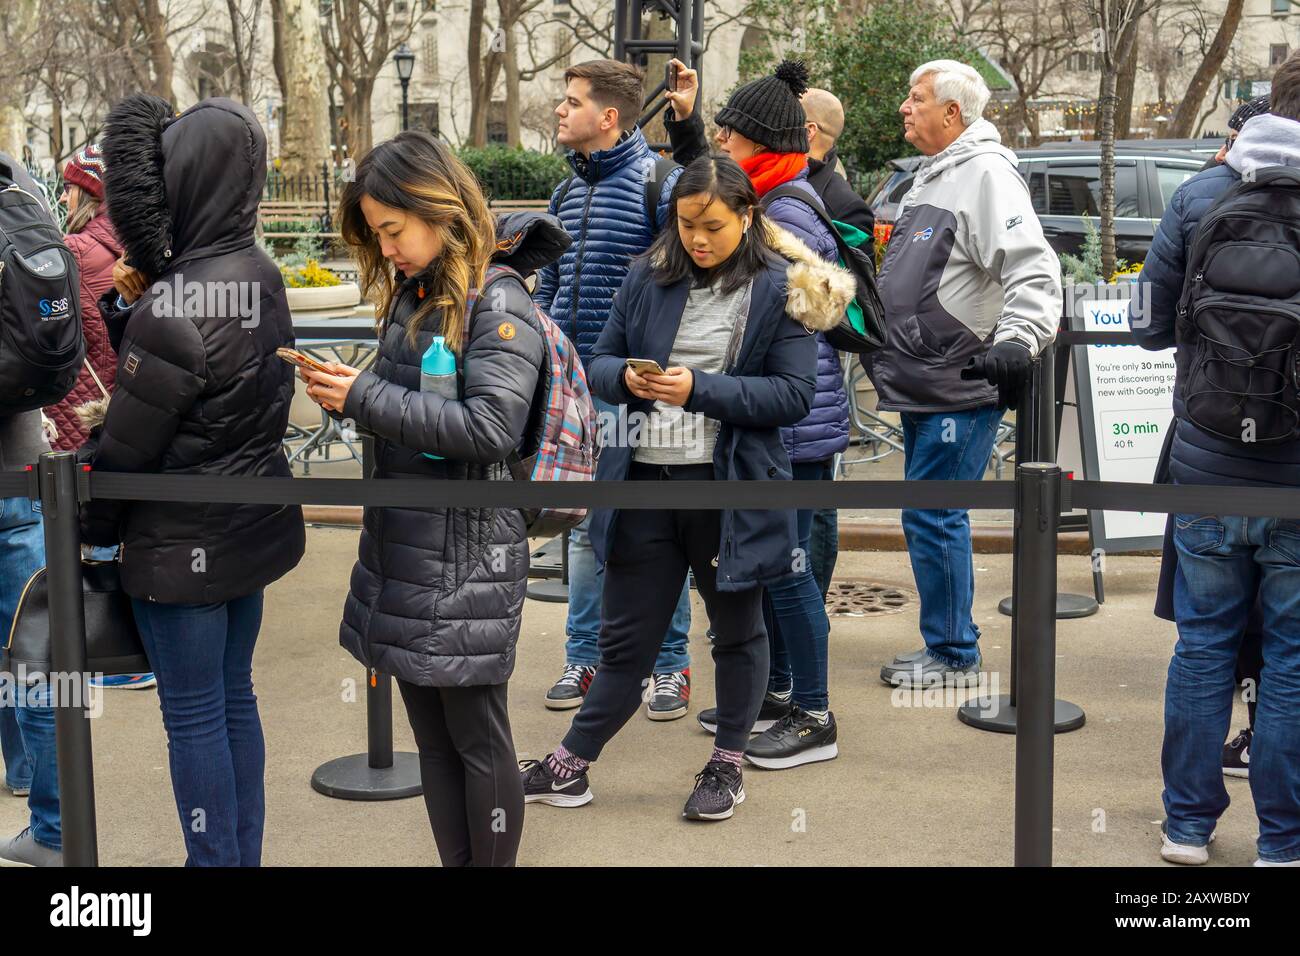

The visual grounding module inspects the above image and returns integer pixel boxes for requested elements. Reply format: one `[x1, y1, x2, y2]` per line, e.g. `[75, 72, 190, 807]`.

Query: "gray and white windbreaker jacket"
[870, 119, 1062, 413]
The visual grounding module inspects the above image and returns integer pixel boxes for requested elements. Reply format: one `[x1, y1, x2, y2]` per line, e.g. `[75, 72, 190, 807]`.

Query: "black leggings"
[562, 462, 769, 758]
[396, 680, 524, 867]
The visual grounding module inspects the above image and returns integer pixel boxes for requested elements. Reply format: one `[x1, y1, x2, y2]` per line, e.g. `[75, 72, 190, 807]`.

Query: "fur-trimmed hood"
[104, 95, 266, 277]
[762, 220, 854, 333]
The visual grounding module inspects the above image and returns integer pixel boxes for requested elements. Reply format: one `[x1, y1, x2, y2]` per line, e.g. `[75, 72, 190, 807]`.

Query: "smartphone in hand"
[665, 61, 679, 93]
[626, 357, 667, 377]
[277, 347, 333, 375]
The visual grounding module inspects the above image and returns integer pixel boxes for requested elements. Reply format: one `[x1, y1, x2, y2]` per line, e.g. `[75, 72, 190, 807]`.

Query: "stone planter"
[284, 282, 361, 313]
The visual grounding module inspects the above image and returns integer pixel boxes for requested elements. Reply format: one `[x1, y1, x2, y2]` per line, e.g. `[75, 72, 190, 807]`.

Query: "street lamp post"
[394, 43, 415, 132]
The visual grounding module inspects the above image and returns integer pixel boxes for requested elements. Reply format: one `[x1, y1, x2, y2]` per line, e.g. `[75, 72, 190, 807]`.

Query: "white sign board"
[1067, 291, 1177, 551]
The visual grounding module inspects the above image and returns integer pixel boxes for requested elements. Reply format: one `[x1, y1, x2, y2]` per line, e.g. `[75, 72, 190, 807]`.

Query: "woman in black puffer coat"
[81, 94, 306, 866]
[301, 132, 565, 867]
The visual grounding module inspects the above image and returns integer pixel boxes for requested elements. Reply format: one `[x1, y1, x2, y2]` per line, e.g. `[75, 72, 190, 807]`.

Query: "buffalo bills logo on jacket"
[911, 227, 934, 243]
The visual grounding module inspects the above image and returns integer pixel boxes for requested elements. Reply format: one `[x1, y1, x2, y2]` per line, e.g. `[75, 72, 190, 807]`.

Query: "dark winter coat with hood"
[80, 95, 305, 604]
[586, 224, 855, 590]
[338, 213, 567, 687]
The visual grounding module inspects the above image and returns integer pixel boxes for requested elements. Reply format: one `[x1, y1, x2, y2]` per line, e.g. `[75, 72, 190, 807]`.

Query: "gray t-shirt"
[634, 277, 752, 465]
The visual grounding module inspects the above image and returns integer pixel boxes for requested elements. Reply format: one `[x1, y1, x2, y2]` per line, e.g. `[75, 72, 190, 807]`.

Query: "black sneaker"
[682, 761, 745, 821]
[1223, 728, 1251, 779]
[519, 757, 594, 808]
[647, 668, 691, 721]
[744, 707, 839, 770]
[697, 692, 792, 735]
[544, 664, 596, 710]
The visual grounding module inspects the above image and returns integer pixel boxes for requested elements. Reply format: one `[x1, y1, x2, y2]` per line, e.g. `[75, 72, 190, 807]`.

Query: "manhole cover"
[824, 581, 915, 617]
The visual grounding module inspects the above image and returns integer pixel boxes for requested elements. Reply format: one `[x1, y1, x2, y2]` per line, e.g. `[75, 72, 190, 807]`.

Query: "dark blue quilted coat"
[763, 172, 851, 464]
[532, 128, 683, 364]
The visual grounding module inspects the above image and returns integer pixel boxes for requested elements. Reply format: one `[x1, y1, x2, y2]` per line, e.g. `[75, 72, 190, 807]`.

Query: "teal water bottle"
[420, 335, 457, 460]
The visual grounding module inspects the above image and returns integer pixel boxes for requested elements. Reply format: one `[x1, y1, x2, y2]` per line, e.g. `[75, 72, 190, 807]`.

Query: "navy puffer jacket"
[533, 128, 684, 364]
[762, 173, 851, 464]
[1132, 157, 1300, 487]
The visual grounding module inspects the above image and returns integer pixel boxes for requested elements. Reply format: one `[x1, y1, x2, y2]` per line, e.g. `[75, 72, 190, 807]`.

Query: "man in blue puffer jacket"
[1132, 58, 1300, 866]
[534, 59, 701, 719]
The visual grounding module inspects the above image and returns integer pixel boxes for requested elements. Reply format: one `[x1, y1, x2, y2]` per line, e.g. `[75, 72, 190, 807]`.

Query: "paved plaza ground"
[0, 527, 1262, 867]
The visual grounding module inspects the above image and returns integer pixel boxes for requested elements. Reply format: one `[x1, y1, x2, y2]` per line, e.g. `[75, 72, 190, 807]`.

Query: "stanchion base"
[998, 593, 1099, 619]
[529, 538, 563, 580]
[957, 695, 1086, 734]
[527, 579, 569, 603]
[311, 752, 423, 800]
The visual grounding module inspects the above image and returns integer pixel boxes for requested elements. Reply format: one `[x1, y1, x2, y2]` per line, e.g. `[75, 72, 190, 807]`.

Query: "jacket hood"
[762, 221, 855, 332]
[1226, 114, 1300, 176]
[104, 95, 266, 277]
[491, 211, 572, 278]
[900, 118, 1016, 217]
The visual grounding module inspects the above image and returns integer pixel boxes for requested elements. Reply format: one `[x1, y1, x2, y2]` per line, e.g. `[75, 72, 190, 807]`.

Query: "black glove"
[968, 340, 1032, 410]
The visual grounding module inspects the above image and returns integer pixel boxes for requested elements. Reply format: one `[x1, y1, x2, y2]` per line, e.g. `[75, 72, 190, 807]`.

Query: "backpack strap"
[644, 155, 680, 230]
[554, 174, 577, 216]
[762, 183, 839, 242]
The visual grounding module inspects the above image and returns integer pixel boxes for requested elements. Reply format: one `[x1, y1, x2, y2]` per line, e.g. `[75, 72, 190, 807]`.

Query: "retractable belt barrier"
[8, 325, 1300, 869]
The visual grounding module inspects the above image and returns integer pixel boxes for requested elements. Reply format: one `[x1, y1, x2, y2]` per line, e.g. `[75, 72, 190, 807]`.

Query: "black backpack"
[0, 158, 83, 415]
[762, 183, 886, 355]
[1176, 166, 1300, 445]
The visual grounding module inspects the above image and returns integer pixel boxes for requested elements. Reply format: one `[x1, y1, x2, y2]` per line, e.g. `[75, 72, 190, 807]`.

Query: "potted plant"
[262, 235, 361, 312]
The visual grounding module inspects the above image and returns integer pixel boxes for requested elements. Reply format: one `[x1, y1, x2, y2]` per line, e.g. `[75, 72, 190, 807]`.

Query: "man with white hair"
[874, 59, 1061, 688]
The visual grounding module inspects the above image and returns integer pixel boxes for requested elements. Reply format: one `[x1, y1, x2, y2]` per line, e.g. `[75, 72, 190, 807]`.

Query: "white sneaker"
[1160, 823, 1214, 865]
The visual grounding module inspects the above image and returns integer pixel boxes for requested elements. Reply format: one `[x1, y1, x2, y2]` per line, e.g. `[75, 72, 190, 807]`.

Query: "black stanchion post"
[39, 451, 98, 866]
[1014, 462, 1061, 866]
[527, 529, 571, 603]
[959, 357, 1086, 735]
[998, 341, 1098, 621]
[310, 434, 422, 800]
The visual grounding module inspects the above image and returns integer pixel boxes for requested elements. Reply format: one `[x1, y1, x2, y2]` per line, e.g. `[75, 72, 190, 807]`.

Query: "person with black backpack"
[0, 152, 80, 867]
[303, 132, 569, 867]
[1133, 52, 1300, 868]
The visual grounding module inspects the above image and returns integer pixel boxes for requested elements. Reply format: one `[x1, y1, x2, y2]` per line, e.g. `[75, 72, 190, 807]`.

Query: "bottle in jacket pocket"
[420, 335, 458, 460]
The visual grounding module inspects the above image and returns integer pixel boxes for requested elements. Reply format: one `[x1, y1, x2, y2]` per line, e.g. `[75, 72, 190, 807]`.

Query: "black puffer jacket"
[338, 214, 563, 687]
[80, 95, 305, 603]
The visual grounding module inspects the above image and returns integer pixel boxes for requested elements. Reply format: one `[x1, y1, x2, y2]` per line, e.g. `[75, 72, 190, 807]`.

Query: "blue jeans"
[565, 397, 690, 673]
[1164, 513, 1300, 863]
[0, 495, 60, 850]
[132, 592, 267, 867]
[900, 406, 1001, 669]
[809, 507, 839, 600]
[766, 460, 834, 711]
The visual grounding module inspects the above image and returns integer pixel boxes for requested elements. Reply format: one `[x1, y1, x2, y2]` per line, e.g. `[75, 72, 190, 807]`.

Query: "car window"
[1046, 162, 1138, 217]
[869, 170, 911, 208]
[1155, 163, 1199, 213]
[1025, 168, 1047, 215]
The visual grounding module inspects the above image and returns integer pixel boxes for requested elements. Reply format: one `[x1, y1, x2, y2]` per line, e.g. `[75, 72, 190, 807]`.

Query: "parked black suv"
[868, 139, 1217, 264]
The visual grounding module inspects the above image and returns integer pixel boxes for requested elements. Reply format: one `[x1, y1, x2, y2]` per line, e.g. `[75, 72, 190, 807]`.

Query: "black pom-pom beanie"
[714, 59, 810, 154]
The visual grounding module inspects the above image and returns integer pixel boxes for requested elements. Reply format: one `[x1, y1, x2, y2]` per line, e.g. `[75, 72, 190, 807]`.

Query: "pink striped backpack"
[470, 264, 597, 536]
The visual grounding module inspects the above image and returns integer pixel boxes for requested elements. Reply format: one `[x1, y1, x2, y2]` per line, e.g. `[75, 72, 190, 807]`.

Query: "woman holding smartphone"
[520, 154, 853, 820]
[301, 131, 559, 866]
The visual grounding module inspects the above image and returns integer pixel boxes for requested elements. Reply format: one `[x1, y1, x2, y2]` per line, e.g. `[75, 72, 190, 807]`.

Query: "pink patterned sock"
[546, 744, 590, 779]
[710, 746, 744, 769]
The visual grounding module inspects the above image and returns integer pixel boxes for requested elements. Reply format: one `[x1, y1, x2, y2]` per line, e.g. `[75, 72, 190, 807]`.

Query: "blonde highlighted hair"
[337, 131, 496, 351]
